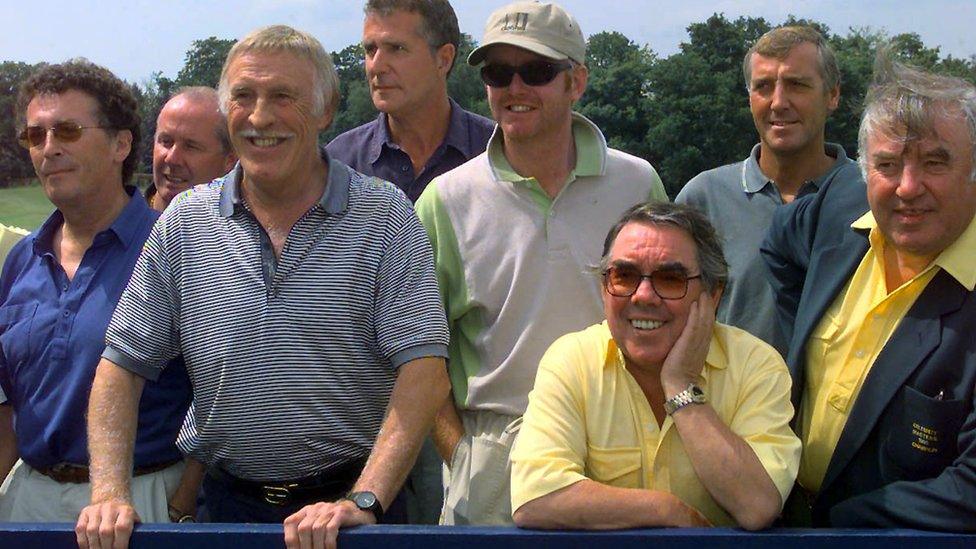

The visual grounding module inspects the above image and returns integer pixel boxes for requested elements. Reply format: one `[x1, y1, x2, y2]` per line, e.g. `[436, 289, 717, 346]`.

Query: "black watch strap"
[345, 491, 384, 522]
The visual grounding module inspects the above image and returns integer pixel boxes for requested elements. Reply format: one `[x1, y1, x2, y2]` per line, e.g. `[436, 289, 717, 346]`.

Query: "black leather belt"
[208, 458, 366, 507]
[35, 459, 181, 484]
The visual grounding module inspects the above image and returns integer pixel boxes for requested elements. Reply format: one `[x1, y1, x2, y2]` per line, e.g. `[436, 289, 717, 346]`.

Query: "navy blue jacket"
[761, 175, 976, 531]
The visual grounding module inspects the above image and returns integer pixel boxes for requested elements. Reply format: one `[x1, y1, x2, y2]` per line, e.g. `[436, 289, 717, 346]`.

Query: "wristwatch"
[663, 383, 706, 415]
[345, 491, 384, 522]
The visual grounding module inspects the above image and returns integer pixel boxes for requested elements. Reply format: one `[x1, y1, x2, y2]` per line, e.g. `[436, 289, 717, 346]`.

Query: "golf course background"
[0, 183, 51, 230]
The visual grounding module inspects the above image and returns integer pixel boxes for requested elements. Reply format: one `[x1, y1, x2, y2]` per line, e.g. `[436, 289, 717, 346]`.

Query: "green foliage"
[175, 37, 236, 88]
[0, 61, 41, 186]
[645, 14, 769, 196]
[577, 32, 655, 159]
[448, 33, 490, 117]
[2, 19, 975, 194]
[323, 44, 376, 142]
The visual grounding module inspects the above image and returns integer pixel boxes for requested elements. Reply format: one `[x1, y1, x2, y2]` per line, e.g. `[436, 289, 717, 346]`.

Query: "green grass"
[0, 184, 53, 230]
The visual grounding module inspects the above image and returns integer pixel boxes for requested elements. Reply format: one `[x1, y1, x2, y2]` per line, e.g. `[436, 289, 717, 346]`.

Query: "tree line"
[1, 14, 973, 197]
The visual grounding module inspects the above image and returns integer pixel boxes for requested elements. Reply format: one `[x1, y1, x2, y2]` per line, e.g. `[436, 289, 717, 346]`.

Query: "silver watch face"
[354, 492, 377, 508]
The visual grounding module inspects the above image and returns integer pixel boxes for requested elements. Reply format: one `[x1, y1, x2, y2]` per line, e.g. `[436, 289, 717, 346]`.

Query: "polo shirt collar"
[742, 143, 851, 195]
[600, 320, 728, 372]
[218, 146, 351, 218]
[32, 185, 146, 257]
[368, 98, 478, 165]
[852, 210, 976, 291]
[487, 111, 608, 182]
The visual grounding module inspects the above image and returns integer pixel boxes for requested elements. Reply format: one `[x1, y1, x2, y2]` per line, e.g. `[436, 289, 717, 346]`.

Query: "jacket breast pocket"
[585, 445, 642, 488]
[0, 303, 37, 371]
[882, 384, 966, 482]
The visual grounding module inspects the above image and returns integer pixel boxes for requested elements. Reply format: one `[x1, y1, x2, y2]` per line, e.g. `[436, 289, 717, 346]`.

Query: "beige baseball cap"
[468, 1, 586, 66]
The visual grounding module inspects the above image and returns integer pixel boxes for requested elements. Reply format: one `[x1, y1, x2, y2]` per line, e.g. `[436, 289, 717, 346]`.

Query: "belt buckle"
[263, 484, 297, 506]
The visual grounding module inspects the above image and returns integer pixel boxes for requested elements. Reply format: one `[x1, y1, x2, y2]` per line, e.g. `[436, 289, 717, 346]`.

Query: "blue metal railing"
[2, 524, 975, 549]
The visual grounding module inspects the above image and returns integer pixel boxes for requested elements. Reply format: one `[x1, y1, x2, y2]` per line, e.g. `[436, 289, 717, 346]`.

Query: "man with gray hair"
[77, 24, 450, 548]
[677, 26, 862, 356]
[762, 56, 976, 529]
[327, 0, 493, 203]
[147, 86, 236, 211]
[511, 202, 800, 530]
[415, 1, 667, 525]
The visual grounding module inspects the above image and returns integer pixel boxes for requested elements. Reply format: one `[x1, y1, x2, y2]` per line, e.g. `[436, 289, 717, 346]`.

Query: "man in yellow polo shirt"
[0, 224, 29, 275]
[511, 202, 800, 530]
[762, 57, 976, 530]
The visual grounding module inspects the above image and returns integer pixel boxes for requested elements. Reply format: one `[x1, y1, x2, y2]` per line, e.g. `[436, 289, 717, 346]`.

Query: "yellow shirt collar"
[602, 321, 728, 371]
[851, 211, 976, 291]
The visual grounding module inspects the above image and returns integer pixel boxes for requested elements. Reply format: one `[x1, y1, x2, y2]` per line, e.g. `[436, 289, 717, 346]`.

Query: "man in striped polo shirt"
[77, 25, 451, 549]
[415, 1, 668, 525]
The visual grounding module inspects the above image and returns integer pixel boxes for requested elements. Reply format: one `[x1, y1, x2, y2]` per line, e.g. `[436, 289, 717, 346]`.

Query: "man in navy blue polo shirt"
[327, 0, 493, 524]
[0, 60, 192, 523]
[326, 0, 494, 204]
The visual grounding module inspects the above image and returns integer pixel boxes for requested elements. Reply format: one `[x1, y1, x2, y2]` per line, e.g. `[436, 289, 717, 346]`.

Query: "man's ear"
[710, 284, 724, 306]
[436, 43, 456, 78]
[826, 84, 840, 113]
[570, 63, 588, 103]
[112, 129, 133, 164]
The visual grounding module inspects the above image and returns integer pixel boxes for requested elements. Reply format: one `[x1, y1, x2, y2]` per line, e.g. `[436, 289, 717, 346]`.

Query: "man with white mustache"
[147, 87, 236, 211]
[415, 1, 666, 525]
[676, 26, 862, 357]
[78, 25, 450, 549]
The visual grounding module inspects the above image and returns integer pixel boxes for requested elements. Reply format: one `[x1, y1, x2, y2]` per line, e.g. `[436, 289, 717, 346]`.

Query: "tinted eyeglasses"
[603, 265, 702, 300]
[17, 122, 111, 149]
[480, 60, 573, 88]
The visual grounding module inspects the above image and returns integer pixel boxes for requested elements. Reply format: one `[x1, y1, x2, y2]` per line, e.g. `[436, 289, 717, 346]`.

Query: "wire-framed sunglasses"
[603, 265, 702, 300]
[480, 60, 573, 88]
[18, 122, 112, 149]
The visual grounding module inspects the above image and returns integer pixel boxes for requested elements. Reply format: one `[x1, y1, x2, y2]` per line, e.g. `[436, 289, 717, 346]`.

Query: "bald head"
[151, 87, 236, 210]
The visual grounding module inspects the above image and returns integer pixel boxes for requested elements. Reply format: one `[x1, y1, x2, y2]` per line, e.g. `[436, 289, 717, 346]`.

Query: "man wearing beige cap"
[415, 0, 667, 525]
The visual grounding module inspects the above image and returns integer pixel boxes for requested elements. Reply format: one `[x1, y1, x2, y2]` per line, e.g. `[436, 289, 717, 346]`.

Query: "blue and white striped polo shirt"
[104, 152, 449, 481]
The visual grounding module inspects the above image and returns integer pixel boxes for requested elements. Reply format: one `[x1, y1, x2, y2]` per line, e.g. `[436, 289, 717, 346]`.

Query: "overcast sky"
[3, 1, 973, 85]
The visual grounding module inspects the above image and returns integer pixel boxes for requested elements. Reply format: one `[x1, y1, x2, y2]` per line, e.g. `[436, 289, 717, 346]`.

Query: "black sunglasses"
[17, 122, 111, 149]
[480, 60, 573, 88]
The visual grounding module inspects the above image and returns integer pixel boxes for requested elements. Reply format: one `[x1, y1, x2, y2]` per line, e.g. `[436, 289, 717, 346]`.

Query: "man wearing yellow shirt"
[762, 57, 976, 530]
[511, 202, 800, 530]
[0, 224, 29, 274]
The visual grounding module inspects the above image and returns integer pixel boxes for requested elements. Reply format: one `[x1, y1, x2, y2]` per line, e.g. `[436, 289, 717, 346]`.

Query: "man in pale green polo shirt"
[0, 224, 29, 274]
[415, 0, 667, 525]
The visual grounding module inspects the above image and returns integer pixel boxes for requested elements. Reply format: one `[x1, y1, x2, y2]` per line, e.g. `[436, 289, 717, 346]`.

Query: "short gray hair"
[217, 25, 340, 119]
[165, 86, 231, 155]
[857, 50, 976, 182]
[743, 26, 840, 93]
[597, 202, 729, 293]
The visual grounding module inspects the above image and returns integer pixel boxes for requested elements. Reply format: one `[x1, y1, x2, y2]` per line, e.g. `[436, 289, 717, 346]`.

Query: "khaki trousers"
[440, 410, 521, 525]
[0, 459, 183, 523]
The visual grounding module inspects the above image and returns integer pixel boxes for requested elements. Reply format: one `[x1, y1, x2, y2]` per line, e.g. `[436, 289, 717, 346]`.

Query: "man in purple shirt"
[327, 1, 493, 523]
[326, 0, 494, 204]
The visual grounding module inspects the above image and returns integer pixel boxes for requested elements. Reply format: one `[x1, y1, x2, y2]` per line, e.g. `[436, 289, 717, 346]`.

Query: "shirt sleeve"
[103, 209, 183, 381]
[374, 194, 449, 369]
[646, 164, 669, 203]
[726, 333, 802, 504]
[510, 332, 591, 512]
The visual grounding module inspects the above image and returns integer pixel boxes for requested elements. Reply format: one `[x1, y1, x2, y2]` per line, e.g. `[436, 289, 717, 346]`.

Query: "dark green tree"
[577, 31, 655, 159]
[136, 71, 177, 173]
[0, 61, 41, 186]
[644, 14, 770, 196]
[175, 37, 236, 88]
[448, 33, 490, 117]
